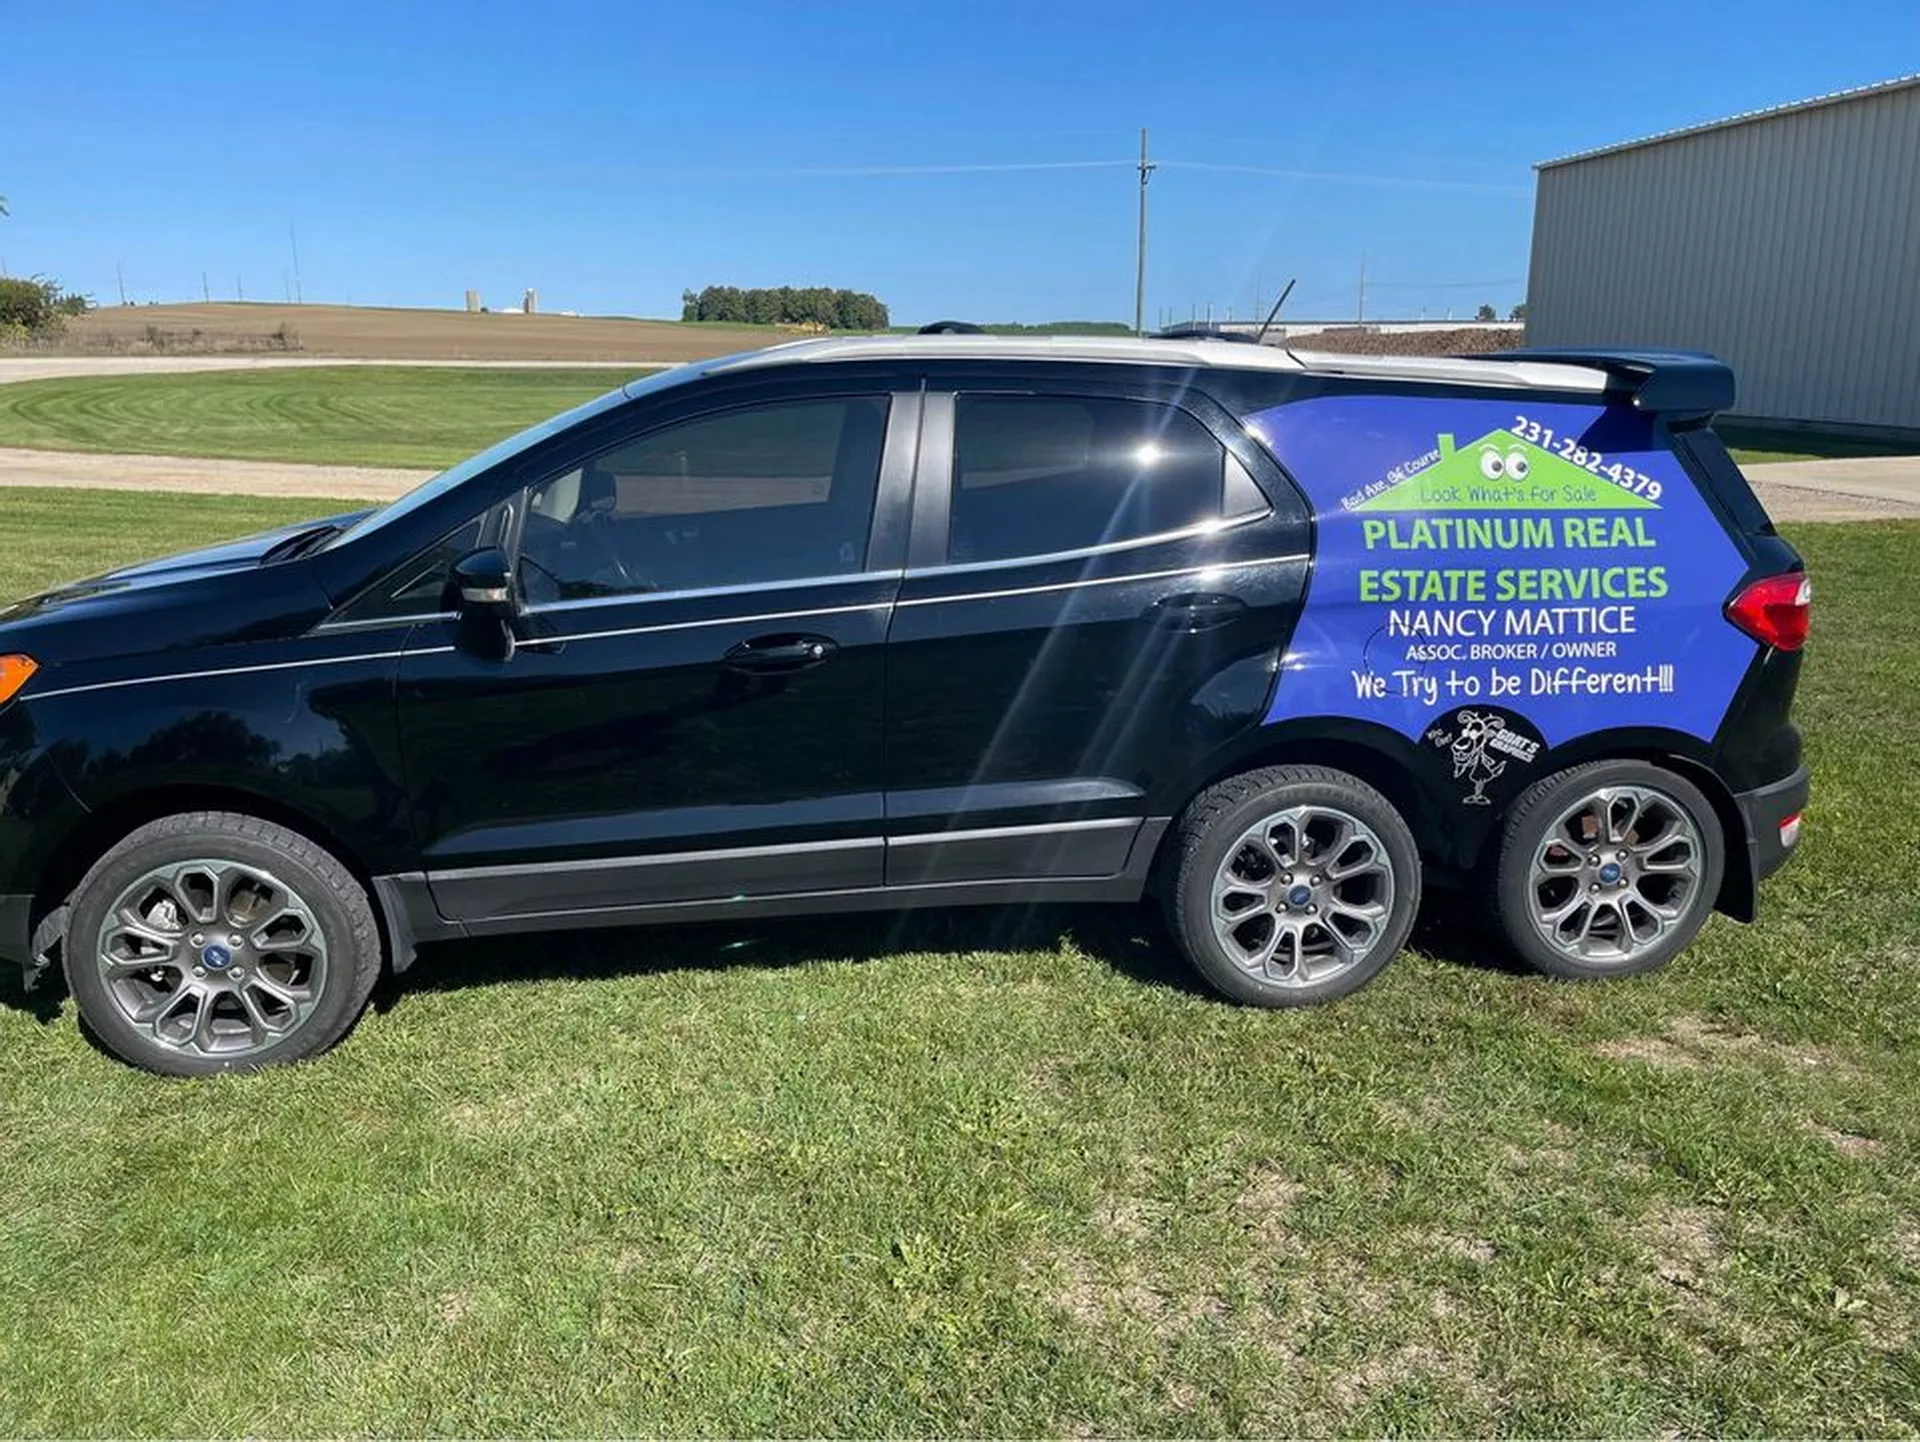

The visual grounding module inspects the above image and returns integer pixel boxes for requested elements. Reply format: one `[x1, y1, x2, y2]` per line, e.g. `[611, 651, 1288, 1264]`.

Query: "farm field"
[0, 493, 1915, 1435]
[0, 365, 649, 469]
[57, 301, 778, 363]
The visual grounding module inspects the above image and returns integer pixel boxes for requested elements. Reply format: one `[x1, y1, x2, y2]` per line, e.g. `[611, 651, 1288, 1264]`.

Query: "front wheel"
[1166, 765, 1422, 1007]
[1491, 760, 1724, 980]
[62, 812, 384, 1076]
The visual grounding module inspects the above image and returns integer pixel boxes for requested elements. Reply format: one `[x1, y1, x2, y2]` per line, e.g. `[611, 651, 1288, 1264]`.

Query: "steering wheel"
[573, 506, 642, 591]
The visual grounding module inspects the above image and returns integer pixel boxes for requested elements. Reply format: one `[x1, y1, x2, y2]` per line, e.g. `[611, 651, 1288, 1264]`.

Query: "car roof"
[703, 333, 1612, 396]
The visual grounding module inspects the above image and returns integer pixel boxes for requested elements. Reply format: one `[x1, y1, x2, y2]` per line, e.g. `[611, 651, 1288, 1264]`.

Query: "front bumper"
[1736, 763, 1810, 885]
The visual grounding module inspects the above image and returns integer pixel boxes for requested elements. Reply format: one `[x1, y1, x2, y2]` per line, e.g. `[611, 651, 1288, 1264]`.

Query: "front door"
[396, 388, 919, 926]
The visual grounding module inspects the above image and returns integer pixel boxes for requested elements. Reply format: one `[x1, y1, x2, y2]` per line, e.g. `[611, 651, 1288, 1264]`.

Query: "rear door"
[883, 372, 1310, 884]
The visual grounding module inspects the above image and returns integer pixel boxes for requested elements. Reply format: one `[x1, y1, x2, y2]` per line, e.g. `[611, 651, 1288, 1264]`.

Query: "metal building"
[1525, 75, 1920, 438]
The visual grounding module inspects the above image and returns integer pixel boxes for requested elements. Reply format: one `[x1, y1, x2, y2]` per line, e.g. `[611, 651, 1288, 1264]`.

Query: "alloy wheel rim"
[1210, 804, 1397, 987]
[94, 858, 330, 1058]
[1525, 785, 1703, 964]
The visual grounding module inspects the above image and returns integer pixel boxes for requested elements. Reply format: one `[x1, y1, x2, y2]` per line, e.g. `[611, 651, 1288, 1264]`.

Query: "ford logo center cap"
[201, 943, 233, 970]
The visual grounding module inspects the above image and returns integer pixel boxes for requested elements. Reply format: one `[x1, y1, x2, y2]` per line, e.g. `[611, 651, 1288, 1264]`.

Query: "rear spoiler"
[1478, 348, 1735, 424]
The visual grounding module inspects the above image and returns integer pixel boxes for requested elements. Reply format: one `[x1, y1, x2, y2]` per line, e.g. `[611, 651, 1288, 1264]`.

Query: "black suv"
[0, 336, 1810, 1074]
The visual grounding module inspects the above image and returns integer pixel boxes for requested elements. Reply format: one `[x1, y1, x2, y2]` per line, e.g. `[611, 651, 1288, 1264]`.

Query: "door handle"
[1149, 591, 1247, 632]
[722, 633, 839, 674]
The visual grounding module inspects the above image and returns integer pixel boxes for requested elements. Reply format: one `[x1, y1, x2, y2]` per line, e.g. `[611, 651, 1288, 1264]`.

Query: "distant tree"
[1475, 303, 1498, 322]
[1508, 302, 1528, 323]
[680, 284, 889, 329]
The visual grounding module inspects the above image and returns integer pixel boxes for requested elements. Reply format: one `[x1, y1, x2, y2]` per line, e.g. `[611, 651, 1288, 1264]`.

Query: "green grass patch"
[0, 366, 651, 469]
[1722, 421, 1918, 468]
[1, 498, 1918, 1433]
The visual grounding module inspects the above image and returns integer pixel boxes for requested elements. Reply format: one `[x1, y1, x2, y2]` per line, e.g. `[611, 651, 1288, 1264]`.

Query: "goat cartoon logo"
[1429, 710, 1507, 805]
[1425, 708, 1544, 805]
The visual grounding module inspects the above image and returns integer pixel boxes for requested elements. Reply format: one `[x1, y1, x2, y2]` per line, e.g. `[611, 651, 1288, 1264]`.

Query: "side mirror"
[449, 547, 520, 659]
[450, 547, 518, 620]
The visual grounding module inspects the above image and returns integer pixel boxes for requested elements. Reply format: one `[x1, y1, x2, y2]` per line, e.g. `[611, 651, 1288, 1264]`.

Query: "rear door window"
[948, 395, 1244, 564]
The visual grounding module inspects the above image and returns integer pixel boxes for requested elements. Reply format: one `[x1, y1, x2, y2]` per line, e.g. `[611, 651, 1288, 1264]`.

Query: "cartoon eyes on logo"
[1478, 447, 1533, 481]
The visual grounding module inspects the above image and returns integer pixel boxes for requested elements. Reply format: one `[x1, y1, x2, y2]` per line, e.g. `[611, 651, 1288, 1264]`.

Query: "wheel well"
[1154, 736, 1443, 893]
[32, 786, 396, 960]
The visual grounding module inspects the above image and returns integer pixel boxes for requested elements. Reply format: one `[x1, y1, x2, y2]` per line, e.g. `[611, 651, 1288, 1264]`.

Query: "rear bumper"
[1736, 764, 1809, 885]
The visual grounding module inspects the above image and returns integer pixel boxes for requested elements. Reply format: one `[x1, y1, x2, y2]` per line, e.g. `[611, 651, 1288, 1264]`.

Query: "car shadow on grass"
[375, 891, 1524, 1010]
[0, 894, 1523, 1025]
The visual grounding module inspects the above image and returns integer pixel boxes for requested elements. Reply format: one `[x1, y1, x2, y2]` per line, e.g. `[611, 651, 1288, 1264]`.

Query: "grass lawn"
[0, 366, 650, 469]
[1, 495, 1917, 1434]
[1721, 421, 1919, 468]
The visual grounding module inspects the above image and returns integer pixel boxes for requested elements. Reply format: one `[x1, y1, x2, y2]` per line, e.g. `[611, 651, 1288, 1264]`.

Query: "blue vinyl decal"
[1245, 394, 1753, 748]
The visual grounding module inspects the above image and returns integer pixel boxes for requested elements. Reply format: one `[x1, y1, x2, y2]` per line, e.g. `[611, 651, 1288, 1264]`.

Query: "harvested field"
[1289, 325, 1523, 356]
[54, 302, 782, 363]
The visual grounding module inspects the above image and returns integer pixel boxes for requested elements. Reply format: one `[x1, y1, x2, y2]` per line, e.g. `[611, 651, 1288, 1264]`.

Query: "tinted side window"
[520, 396, 889, 603]
[949, 396, 1229, 564]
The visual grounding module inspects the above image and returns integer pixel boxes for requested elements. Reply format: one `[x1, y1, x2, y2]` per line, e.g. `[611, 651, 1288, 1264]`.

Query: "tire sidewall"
[64, 820, 372, 1077]
[1493, 760, 1725, 981]
[1173, 773, 1422, 1007]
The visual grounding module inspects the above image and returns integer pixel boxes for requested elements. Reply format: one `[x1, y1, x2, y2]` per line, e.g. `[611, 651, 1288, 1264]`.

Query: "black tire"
[1491, 760, 1724, 981]
[1165, 765, 1422, 1007]
[62, 811, 383, 1076]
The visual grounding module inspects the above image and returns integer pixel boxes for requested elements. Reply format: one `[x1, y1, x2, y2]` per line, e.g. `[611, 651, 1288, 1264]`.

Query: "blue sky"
[1, 0, 1914, 325]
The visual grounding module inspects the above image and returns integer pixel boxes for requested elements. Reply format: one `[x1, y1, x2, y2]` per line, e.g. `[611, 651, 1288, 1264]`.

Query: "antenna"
[1252, 277, 1297, 346]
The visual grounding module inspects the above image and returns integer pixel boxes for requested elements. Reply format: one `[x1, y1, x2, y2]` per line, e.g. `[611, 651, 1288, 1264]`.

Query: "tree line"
[681, 285, 889, 330]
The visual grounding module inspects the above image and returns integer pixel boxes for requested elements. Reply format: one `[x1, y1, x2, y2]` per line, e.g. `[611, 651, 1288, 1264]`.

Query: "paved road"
[0, 355, 676, 385]
[0, 446, 431, 501]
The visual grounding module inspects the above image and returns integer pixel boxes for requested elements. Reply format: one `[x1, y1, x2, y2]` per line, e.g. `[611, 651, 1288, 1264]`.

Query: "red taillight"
[1726, 572, 1812, 651]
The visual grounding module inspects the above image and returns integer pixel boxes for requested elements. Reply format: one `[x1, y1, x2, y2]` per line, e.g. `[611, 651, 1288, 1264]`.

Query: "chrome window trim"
[516, 601, 893, 650]
[907, 506, 1270, 581]
[895, 552, 1299, 609]
[521, 569, 902, 619]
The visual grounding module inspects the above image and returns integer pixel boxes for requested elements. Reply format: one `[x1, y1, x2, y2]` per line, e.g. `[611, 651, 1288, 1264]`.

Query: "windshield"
[323, 362, 709, 550]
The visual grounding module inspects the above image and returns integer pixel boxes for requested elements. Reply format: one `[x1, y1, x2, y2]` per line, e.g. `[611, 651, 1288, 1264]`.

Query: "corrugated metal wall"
[1526, 82, 1920, 432]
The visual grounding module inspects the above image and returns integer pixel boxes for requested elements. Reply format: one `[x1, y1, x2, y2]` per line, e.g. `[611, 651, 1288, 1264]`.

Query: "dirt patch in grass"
[1237, 1168, 1305, 1251]
[1594, 1016, 1853, 1075]
[1642, 1204, 1723, 1292]
[1812, 1124, 1883, 1158]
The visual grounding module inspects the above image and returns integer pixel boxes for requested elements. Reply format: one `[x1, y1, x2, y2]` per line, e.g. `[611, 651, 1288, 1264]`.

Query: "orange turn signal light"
[0, 655, 38, 706]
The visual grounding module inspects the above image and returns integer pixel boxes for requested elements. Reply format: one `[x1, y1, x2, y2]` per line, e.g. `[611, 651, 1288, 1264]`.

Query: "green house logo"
[1357, 429, 1659, 512]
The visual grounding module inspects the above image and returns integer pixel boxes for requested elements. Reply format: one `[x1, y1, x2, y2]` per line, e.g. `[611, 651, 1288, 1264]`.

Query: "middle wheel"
[1167, 764, 1423, 1007]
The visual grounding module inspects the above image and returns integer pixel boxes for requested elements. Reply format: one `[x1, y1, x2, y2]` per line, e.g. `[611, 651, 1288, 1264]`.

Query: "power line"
[1157, 159, 1528, 195]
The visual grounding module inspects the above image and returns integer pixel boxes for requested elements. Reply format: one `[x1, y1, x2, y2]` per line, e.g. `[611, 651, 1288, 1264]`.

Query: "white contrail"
[677, 160, 1135, 177]
[1159, 160, 1528, 195]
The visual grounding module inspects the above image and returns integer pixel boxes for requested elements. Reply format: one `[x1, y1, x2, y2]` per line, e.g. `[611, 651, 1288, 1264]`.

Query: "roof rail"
[1154, 321, 1262, 345]
[1484, 348, 1735, 421]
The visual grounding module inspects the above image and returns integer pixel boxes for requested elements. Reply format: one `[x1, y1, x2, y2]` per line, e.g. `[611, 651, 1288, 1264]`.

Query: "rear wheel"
[1166, 765, 1422, 1007]
[62, 812, 383, 1076]
[1492, 760, 1724, 980]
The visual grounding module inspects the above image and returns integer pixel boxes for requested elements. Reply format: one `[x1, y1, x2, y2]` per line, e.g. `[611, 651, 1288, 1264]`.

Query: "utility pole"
[1357, 253, 1367, 324]
[236, 275, 245, 302]
[1134, 127, 1155, 336]
[289, 224, 303, 304]
[202, 271, 210, 303]
[115, 262, 127, 306]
